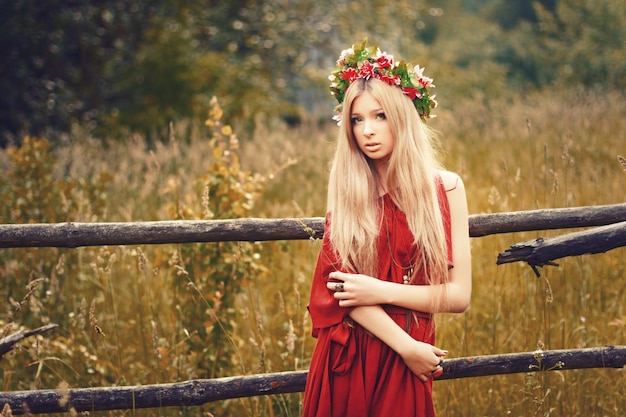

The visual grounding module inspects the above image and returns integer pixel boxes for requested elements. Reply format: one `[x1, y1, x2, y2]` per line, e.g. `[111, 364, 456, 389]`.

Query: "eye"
[350, 116, 363, 124]
[376, 112, 387, 120]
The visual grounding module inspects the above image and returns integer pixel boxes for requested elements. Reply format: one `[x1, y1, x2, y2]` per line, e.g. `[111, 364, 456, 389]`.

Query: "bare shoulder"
[438, 170, 469, 223]
[437, 170, 465, 193]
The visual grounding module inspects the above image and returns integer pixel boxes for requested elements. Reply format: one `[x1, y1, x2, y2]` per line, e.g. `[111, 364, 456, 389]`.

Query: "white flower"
[340, 47, 354, 58]
[413, 65, 435, 87]
[413, 65, 425, 77]
[332, 111, 343, 125]
[337, 47, 354, 64]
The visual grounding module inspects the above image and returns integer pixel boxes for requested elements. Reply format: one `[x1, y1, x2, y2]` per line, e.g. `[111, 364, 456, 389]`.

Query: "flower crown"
[329, 39, 437, 124]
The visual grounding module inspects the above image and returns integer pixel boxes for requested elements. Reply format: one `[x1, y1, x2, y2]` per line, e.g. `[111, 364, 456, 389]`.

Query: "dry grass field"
[1, 89, 624, 416]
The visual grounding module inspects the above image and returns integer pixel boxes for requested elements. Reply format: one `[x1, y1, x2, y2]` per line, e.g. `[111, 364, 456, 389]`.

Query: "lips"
[364, 143, 381, 152]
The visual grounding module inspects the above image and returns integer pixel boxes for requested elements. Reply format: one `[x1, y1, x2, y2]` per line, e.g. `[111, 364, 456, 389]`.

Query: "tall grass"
[0, 88, 624, 416]
[432, 88, 626, 417]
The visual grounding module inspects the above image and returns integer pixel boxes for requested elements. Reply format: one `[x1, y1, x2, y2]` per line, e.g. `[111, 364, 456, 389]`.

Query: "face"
[350, 91, 395, 167]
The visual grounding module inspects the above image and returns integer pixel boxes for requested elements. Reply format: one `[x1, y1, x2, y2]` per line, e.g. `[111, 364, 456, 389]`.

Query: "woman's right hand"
[348, 306, 448, 382]
[399, 340, 448, 382]
[327, 271, 387, 307]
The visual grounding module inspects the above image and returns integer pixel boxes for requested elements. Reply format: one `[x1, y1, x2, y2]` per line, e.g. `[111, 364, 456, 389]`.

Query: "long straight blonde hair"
[327, 78, 450, 297]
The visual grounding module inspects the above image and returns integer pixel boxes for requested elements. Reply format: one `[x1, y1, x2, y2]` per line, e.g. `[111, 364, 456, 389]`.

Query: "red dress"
[303, 180, 452, 417]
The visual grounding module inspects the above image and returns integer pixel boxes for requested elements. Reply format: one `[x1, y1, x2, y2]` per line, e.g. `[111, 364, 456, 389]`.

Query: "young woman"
[303, 40, 472, 417]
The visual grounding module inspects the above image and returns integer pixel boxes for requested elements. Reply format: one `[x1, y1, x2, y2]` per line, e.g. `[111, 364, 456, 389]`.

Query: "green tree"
[12, 0, 622, 144]
[483, 0, 556, 29]
[1, 0, 448, 144]
[532, 0, 626, 89]
[0, 0, 165, 145]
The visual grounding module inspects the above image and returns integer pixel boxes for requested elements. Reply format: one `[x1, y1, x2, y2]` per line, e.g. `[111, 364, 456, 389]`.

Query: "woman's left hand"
[327, 271, 386, 307]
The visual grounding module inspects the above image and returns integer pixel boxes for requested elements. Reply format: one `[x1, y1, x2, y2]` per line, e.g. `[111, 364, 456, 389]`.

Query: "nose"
[363, 119, 375, 136]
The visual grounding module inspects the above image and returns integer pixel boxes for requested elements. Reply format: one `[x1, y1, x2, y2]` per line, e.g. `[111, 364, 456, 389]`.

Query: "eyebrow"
[350, 107, 384, 117]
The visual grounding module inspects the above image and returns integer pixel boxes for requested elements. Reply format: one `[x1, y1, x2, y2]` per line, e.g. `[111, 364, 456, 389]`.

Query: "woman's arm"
[328, 173, 472, 313]
[348, 305, 447, 381]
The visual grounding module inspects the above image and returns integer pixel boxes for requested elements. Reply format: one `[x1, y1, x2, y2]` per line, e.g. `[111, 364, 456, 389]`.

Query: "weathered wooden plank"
[437, 345, 625, 379]
[0, 346, 623, 415]
[469, 203, 626, 237]
[0, 218, 323, 248]
[497, 221, 626, 274]
[0, 371, 308, 415]
[1, 204, 626, 248]
[0, 324, 58, 358]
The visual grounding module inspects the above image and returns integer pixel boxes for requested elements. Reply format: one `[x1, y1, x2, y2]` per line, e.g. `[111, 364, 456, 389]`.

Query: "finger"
[329, 271, 346, 280]
[326, 281, 345, 291]
[433, 348, 449, 357]
[338, 297, 355, 306]
[431, 346, 447, 354]
[433, 366, 444, 378]
[334, 290, 342, 300]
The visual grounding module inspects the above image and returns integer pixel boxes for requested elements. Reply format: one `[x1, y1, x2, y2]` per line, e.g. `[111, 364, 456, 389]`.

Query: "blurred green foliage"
[1, 0, 624, 146]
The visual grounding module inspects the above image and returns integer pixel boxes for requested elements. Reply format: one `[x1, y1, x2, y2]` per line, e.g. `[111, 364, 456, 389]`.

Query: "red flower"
[402, 87, 422, 100]
[418, 76, 434, 88]
[376, 54, 393, 69]
[359, 60, 376, 79]
[340, 68, 359, 83]
[379, 74, 401, 86]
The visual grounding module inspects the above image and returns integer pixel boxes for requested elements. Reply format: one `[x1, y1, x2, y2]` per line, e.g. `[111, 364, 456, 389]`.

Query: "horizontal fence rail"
[0, 346, 624, 415]
[1, 203, 626, 248]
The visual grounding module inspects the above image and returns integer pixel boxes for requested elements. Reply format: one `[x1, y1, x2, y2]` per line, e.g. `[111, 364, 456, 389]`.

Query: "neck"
[374, 161, 390, 196]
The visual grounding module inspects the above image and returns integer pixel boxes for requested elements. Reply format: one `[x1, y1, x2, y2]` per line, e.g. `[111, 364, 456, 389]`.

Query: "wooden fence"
[1, 203, 626, 415]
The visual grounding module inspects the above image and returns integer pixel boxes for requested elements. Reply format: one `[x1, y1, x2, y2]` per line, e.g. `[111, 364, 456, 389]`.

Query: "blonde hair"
[327, 78, 449, 303]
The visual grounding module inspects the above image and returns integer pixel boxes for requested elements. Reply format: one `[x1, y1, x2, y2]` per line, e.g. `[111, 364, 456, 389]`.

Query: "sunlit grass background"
[1, 88, 625, 416]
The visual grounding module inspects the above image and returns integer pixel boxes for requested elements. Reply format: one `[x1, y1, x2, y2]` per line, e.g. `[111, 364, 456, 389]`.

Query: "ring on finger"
[432, 358, 444, 374]
[334, 282, 344, 292]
